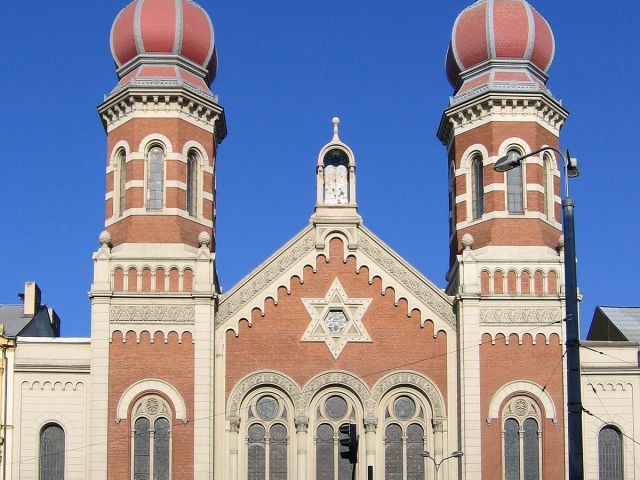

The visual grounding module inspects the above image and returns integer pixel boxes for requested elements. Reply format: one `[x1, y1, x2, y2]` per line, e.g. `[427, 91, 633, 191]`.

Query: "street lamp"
[420, 450, 463, 480]
[495, 146, 583, 480]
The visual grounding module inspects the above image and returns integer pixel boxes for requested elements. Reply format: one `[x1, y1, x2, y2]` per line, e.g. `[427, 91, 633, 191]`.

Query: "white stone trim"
[486, 380, 557, 424]
[137, 133, 174, 154]
[105, 208, 214, 228]
[166, 180, 187, 190]
[455, 210, 562, 230]
[116, 378, 187, 423]
[109, 140, 131, 167]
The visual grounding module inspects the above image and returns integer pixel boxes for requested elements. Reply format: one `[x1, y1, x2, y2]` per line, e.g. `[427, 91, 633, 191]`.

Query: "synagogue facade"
[2, 1, 637, 480]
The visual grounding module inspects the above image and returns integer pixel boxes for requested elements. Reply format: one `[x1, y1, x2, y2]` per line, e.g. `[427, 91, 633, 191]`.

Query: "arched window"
[40, 423, 64, 480]
[323, 149, 349, 205]
[117, 149, 127, 217]
[187, 150, 198, 216]
[314, 393, 355, 480]
[599, 426, 623, 480]
[383, 393, 426, 480]
[503, 396, 541, 480]
[542, 154, 553, 220]
[132, 395, 172, 480]
[506, 151, 524, 213]
[147, 146, 164, 210]
[449, 165, 456, 235]
[471, 155, 484, 220]
[247, 394, 288, 480]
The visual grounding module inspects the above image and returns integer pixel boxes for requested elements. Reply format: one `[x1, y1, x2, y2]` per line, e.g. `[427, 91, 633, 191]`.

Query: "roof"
[0, 305, 32, 337]
[586, 307, 640, 342]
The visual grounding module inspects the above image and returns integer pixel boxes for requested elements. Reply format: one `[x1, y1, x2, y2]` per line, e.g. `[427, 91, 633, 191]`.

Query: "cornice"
[97, 86, 227, 143]
[437, 91, 569, 147]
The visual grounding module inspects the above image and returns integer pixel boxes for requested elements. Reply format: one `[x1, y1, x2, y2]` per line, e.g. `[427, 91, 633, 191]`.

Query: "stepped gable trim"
[357, 226, 456, 327]
[216, 226, 317, 327]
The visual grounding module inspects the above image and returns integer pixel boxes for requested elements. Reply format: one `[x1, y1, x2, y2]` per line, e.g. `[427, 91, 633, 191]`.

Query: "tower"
[89, 1, 226, 478]
[438, 1, 568, 478]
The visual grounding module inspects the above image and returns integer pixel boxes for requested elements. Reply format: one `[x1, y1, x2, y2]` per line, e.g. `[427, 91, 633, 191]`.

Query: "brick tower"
[89, 1, 226, 478]
[437, 1, 569, 478]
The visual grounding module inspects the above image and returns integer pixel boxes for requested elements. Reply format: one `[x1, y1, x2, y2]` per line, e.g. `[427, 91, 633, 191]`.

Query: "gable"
[216, 224, 456, 334]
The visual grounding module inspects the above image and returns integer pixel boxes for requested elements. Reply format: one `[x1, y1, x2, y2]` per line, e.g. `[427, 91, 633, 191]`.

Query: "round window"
[325, 396, 348, 420]
[256, 395, 279, 420]
[393, 396, 416, 419]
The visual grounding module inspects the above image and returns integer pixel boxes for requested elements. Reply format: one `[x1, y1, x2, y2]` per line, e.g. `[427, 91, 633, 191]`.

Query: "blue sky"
[0, 1, 638, 338]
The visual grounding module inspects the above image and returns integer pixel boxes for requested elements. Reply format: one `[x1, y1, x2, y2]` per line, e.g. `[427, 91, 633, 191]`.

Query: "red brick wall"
[225, 238, 449, 404]
[480, 333, 565, 480]
[108, 331, 195, 480]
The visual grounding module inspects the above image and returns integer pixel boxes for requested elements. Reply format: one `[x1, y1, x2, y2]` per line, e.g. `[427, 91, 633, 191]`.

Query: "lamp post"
[420, 450, 463, 480]
[494, 146, 583, 479]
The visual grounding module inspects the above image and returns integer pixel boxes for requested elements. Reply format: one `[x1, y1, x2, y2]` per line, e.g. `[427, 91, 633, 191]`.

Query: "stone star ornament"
[301, 278, 372, 359]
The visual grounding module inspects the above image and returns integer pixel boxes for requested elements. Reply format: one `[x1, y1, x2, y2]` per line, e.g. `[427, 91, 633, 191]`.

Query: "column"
[229, 417, 240, 480]
[364, 418, 377, 476]
[295, 417, 309, 480]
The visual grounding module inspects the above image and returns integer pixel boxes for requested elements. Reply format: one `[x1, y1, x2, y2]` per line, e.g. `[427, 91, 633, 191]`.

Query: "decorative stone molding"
[364, 418, 378, 433]
[432, 419, 444, 433]
[228, 417, 241, 433]
[110, 305, 195, 323]
[115, 378, 188, 424]
[299, 371, 371, 418]
[370, 371, 446, 419]
[479, 307, 561, 325]
[216, 228, 316, 326]
[295, 417, 309, 433]
[227, 371, 302, 418]
[486, 380, 557, 425]
[357, 230, 456, 327]
[227, 369, 447, 425]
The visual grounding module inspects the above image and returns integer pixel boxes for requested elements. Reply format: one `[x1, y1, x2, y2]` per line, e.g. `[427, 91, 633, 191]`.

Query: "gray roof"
[0, 305, 32, 337]
[587, 307, 640, 342]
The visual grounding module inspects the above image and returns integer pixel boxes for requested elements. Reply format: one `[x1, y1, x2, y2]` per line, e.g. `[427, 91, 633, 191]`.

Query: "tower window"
[506, 152, 524, 213]
[471, 156, 484, 220]
[323, 149, 349, 205]
[132, 395, 172, 480]
[449, 165, 456, 235]
[502, 396, 541, 480]
[40, 423, 65, 480]
[599, 426, 623, 480]
[117, 149, 126, 217]
[187, 150, 198, 216]
[542, 154, 553, 220]
[147, 146, 164, 210]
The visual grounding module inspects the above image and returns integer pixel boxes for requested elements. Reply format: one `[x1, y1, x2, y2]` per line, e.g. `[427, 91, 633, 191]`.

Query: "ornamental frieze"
[479, 307, 561, 325]
[110, 305, 194, 323]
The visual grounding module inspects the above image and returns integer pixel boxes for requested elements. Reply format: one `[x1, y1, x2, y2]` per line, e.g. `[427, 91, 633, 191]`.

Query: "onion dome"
[446, 0, 554, 94]
[110, 0, 217, 85]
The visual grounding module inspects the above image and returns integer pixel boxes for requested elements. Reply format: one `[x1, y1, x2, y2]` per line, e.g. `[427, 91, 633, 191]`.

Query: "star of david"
[301, 278, 372, 359]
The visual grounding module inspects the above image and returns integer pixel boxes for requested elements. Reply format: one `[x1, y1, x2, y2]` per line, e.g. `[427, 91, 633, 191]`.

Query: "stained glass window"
[504, 418, 520, 480]
[406, 424, 425, 480]
[316, 424, 334, 480]
[133, 417, 150, 480]
[248, 424, 266, 480]
[147, 146, 164, 210]
[118, 150, 126, 216]
[187, 150, 198, 216]
[40, 424, 64, 480]
[449, 165, 456, 234]
[599, 426, 623, 480]
[131, 395, 172, 480]
[523, 419, 539, 480]
[471, 156, 484, 219]
[385, 424, 403, 480]
[506, 153, 524, 213]
[269, 424, 287, 480]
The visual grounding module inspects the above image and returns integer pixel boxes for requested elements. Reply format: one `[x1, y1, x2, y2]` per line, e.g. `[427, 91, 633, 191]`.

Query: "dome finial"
[332, 117, 340, 141]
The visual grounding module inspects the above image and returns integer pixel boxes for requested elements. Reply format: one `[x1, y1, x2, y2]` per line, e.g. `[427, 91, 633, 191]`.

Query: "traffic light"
[339, 423, 358, 464]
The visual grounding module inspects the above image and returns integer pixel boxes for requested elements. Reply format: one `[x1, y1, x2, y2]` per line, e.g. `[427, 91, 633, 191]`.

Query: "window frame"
[598, 425, 623, 480]
[449, 163, 457, 236]
[186, 149, 200, 217]
[244, 392, 291, 480]
[504, 149, 525, 214]
[130, 394, 173, 480]
[501, 396, 542, 480]
[470, 155, 484, 220]
[381, 391, 428, 480]
[115, 148, 127, 217]
[39, 422, 65, 480]
[146, 144, 165, 211]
